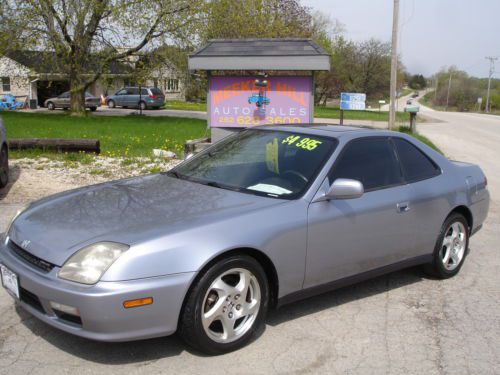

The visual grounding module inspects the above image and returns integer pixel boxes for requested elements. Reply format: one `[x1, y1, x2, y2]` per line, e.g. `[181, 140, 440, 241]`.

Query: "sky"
[302, 0, 500, 78]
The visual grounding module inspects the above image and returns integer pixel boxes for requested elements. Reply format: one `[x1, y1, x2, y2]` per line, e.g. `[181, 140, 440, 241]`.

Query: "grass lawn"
[164, 100, 206, 111]
[165, 100, 408, 122]
[314, 106, 408, 122]
[398, 126, 442, 154]
[2, 112, 208, 158]
[1, 111, 440, 160]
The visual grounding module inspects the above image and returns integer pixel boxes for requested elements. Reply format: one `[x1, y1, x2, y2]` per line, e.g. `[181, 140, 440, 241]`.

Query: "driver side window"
[329, 137, 403, 192]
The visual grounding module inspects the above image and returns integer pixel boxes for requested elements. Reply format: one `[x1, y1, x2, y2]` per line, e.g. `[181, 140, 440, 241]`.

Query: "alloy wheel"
[201, 268, 261, 344]
[440, 221, 467, 271]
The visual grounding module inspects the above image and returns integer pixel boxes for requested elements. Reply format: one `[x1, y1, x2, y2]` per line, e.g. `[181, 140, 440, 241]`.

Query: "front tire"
[0, 145, 9, 188]
[179, 255, 269, 355]
[107, 100, 115, 108]
[47, 102, 55, 110]
[424, 213, 469, 279]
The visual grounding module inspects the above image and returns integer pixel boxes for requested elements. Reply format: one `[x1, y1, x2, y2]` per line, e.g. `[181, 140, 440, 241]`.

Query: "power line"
[485, 56, 498, 113]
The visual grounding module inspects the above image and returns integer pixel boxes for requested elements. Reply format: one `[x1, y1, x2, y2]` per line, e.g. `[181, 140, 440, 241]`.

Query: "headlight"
[6, 204, 29, 235]
[58, 242, 129, 285]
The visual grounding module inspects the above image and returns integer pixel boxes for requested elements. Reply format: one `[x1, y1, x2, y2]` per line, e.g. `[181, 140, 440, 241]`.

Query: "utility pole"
[485, 56, 498, 113]
[434, 76, 438, 101]
[445, 72, 452, 111]
[389, 0, 399, 130]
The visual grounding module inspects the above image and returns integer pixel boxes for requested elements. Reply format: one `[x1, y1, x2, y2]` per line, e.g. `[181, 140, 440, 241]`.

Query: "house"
[0, 50, 185, 107]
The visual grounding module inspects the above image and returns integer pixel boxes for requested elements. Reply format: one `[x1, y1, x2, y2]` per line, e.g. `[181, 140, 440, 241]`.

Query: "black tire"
[90, 106, 97, 112]
[108, 100, 115, 108]
[179, 255, 269, 355]
[424, 213, 469, 279]
[47, 102, 55, 110]
[0, 145, 9, 189]
[139, 101, 147, 110]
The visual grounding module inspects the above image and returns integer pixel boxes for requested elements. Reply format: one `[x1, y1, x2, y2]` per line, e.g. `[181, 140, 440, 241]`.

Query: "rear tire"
[179, 255, 269, 355]
[424, 213, 469, 279]
[0, 145, 9, 188]
[139, 101, 147, 111]
[90, 106, 97, 112]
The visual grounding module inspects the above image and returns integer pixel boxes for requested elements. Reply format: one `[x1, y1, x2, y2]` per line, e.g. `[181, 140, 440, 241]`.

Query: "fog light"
[123, 297, 153, 309]
[50, 301, 80, 316]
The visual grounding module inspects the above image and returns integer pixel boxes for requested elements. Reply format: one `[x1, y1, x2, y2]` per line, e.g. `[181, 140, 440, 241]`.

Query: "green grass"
[314, 106, 408, 122]
[164, 100, 206, 111]
[398, 126, 442, 154]
[2, 112, 208, 158]
[165, 100, 408, 122]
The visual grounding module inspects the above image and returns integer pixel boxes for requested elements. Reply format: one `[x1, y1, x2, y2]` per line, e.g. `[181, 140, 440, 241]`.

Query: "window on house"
[1, 77, 11, 92]
[164, 78, 179, 92]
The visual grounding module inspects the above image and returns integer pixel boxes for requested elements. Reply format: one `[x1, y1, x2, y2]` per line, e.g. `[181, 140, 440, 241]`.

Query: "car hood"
[9, 174, 282, 266]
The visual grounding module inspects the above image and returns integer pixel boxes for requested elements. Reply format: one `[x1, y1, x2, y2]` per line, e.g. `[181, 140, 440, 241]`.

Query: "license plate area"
[0, 264, 20, 299]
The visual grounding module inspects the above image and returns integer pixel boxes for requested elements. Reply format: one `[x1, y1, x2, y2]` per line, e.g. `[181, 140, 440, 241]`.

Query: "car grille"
[8, 240, 56, 273]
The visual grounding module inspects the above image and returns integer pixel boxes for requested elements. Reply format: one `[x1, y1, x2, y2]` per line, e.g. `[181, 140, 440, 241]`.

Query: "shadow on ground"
[16, 265, 427, 363]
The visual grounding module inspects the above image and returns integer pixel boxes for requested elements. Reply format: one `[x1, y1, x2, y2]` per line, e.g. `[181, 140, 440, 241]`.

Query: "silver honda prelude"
[0, 125, 489, 354]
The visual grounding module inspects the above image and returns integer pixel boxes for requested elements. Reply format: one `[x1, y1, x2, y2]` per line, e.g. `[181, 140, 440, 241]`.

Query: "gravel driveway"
[0, 112, 499, 374]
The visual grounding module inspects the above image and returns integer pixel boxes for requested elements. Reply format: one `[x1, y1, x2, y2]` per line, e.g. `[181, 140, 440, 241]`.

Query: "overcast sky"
[302, 0, 500, 78]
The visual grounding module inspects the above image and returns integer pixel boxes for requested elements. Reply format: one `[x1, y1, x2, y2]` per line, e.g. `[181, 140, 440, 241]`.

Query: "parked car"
[106, 87, 165, 110]
[44, 92, 100, 111]
[0, 117, 8, 188]
[406, 99, 413, 105]
[0, 125, 489, 354]
[411, 91, 419, 98]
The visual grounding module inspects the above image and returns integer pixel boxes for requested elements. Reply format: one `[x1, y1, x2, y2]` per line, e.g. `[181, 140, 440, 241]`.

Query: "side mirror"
[316, 178, 364, 201]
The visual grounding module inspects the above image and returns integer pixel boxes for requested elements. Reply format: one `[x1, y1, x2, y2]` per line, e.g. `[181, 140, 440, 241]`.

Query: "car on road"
[0, 125, 490, 354]
[411, 91, 419, 98]
[0, 117, 8, 188]
[406, 99, 413, 105]
[106, 87, 165, 110]
[44, 92, 101, 111]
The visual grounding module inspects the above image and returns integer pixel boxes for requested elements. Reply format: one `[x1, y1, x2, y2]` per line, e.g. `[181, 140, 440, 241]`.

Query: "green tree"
[409, 74, 427, 90]
[0, 0, 200, 114]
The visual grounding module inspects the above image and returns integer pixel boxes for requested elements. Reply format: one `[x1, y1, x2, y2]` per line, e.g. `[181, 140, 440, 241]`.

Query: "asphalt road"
[0, 109, 499, 374]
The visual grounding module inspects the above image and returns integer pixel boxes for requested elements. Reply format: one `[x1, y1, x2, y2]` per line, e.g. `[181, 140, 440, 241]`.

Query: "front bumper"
[0, 238, 196, 342]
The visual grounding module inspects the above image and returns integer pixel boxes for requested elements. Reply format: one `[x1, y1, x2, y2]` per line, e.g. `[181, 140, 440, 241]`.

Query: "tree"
[202, 0, 314, 41]
[409, 74, 426, 90]
[0, 0, 200, 114]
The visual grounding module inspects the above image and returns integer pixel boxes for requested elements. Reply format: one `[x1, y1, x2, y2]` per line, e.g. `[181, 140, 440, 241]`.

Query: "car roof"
[254, 124, 396, 139]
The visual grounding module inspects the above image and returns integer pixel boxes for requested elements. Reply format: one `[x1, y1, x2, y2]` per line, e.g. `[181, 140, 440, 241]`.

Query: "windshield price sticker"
[282, 135, 322, 151]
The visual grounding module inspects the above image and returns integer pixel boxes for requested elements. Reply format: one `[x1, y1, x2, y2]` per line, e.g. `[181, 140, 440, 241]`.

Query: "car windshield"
[172, 129, 337, 199]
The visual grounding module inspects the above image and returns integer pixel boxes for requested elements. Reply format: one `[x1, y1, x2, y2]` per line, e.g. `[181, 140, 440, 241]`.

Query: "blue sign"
[340, 92, 366, 110]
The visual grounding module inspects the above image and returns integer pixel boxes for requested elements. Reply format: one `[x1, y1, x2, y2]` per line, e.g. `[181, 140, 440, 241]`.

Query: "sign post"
[340, 93, 366, 125]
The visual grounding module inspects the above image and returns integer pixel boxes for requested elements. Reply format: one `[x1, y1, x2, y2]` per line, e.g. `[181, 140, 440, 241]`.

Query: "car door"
[304, 137, 417, 289]
[113, 89, 126, 106]
[58, 92, 70, 108]
[391, 137, 445, 257]
[127, 87, 139, 107]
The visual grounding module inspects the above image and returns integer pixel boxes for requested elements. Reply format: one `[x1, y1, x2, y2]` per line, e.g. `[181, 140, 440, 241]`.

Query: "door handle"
[397, 202, 410, 213]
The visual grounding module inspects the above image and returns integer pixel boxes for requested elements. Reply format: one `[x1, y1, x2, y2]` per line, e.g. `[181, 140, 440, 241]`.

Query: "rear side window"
[128, 88, 139, 95]
[329, 138, 403, 191]
[141, 88, 149, 95]
[393, 138, 440, 182]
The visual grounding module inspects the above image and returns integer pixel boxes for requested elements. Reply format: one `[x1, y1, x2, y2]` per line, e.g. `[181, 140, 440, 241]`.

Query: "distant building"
[0, 50, 184, 107]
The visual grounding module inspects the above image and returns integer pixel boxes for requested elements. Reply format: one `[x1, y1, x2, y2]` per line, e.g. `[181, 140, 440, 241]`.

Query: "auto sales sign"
[209, 76, 312, 128]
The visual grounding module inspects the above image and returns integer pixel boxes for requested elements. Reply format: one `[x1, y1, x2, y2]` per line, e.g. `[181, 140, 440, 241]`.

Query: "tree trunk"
[69, 76, 87, 115]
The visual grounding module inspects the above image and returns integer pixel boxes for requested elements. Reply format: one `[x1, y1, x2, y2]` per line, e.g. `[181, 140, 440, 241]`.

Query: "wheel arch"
[180, 247, 280, 318]
[448, 205, 473, 233]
